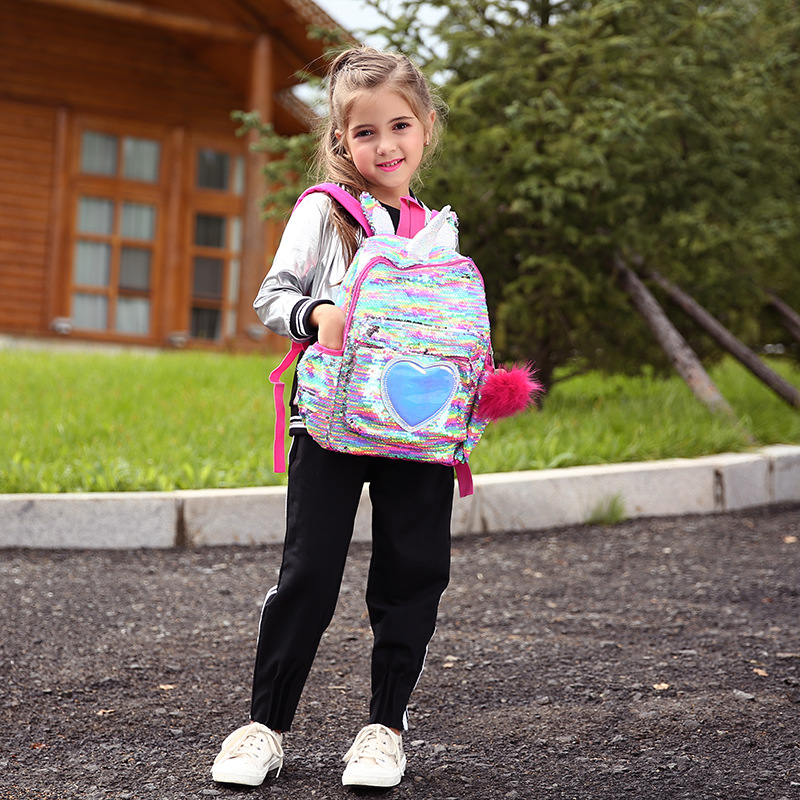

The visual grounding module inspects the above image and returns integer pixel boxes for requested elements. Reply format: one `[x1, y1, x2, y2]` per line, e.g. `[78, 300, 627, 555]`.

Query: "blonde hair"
[313, 46, 445, 261]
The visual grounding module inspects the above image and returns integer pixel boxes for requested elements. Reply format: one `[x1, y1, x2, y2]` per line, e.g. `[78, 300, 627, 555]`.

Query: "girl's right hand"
[310, 304, 346, 350]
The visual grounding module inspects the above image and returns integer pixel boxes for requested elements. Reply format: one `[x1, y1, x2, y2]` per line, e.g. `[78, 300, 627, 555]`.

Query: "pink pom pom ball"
[476, 363, 543, 421]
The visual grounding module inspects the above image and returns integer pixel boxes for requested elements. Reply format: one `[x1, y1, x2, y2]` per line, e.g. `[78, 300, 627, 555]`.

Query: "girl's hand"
[310, 304, 346, 350]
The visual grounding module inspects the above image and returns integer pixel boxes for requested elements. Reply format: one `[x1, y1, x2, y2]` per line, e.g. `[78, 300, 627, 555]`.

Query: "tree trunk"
[767, 290, 800, 345]
[651, 271, 800, 410]
[614, 254, 737, 419]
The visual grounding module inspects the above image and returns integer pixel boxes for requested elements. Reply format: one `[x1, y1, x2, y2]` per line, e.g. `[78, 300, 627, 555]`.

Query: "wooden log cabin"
[0, 0, 345, 350]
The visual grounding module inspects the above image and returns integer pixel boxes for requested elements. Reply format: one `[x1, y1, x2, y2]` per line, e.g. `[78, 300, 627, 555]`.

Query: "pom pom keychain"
[476, 362, 543, 421]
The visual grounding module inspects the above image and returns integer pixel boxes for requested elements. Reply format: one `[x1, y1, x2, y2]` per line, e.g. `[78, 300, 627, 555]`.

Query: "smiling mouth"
[378, 158, 403, 169]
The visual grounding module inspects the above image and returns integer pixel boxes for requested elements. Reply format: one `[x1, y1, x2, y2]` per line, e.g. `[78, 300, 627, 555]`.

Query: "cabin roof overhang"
[24, 0, 355, 124]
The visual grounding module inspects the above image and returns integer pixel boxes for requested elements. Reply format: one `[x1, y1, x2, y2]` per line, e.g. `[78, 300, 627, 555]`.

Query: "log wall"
[0, 0, 252, 341]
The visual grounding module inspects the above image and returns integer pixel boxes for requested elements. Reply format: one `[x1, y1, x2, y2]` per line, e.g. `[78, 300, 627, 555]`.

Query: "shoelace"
[343, 724, 400, 766]
[218, 724, 283, 774]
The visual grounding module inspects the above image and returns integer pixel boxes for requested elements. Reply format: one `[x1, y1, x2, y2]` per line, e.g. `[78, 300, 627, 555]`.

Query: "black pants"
[250, 434, 454, 732]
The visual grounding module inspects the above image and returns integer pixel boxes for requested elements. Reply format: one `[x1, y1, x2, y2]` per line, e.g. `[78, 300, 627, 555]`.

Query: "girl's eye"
[354, 129, 373, 138]
[394, 122, 410, 131]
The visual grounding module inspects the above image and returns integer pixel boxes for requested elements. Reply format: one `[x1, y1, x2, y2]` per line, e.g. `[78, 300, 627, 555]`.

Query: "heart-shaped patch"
[381, 358, 458, 431]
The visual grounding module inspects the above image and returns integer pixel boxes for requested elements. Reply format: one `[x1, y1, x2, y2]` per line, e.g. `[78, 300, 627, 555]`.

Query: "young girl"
[211, 46, 452, 790]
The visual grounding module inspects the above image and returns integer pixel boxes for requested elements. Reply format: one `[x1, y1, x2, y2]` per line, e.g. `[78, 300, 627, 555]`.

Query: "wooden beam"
[238, 34, 273, 341]
[161, 126, 188, 343]
[42, 106, 70, 330]
[285, 0, 350, 33]
[26, 0, 256, 42]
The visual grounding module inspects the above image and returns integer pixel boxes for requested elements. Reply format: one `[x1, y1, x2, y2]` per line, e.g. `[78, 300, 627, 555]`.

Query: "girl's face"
[337, 88, 434, 207]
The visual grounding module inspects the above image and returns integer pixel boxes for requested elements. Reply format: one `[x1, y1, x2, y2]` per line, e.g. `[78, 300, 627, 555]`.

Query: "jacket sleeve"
[252, 193, 339, 341]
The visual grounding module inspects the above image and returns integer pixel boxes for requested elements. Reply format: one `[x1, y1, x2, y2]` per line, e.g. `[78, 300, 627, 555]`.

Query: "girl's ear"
[426, 110, 436, 143]
[334, 129, 343, 142]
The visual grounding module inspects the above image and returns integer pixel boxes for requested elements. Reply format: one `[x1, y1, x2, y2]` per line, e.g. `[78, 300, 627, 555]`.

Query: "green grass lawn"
[1, 347, 798, 493]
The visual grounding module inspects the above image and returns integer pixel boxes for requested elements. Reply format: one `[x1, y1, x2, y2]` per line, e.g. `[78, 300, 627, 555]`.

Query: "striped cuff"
[289, 298, 335, 341]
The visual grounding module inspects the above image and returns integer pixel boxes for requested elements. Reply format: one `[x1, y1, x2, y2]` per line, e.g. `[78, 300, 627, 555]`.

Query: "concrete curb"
[1, 446, 799, 549]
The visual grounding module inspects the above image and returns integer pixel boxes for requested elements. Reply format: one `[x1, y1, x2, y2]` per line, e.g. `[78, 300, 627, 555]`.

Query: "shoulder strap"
[397, 195, 428, 238]
[297, 183, 434, 239]
[269, 340, 306, 473]
[269, 185, 372, 474]
[296, 183, 373, 237]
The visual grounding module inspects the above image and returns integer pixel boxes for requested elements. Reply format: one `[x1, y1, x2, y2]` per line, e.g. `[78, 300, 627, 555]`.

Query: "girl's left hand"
[311, 304, 346, 350]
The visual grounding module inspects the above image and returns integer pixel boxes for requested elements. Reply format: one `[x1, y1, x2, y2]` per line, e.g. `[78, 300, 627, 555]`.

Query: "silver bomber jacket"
[253, 192, 358, 341]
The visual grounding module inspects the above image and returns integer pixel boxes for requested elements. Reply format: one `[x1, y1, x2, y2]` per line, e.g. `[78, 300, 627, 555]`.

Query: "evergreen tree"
[376, 0, 800, 385]
[243, 1, 800, 387]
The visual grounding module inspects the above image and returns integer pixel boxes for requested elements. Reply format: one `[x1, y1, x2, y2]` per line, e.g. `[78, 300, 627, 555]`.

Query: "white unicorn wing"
[407, 205, 456, 259]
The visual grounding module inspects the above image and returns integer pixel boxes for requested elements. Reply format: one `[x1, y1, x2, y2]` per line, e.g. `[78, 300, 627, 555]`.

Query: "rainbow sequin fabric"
[296, 195, 492, 467]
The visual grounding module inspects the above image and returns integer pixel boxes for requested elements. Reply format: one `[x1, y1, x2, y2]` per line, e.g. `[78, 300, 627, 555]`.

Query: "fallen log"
[614, 254, 736, 420]
[767, 290, 800, 345]
[652, 271, 800, 410]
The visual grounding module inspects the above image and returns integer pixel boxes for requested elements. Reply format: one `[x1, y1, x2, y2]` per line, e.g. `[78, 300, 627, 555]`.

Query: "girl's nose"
[375, 135, 396, 155]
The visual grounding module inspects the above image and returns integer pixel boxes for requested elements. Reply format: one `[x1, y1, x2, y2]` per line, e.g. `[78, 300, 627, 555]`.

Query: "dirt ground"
[1, 504, 799, 800]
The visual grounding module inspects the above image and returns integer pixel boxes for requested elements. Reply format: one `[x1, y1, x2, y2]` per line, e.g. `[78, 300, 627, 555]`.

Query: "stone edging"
[1, 446, 798, 549]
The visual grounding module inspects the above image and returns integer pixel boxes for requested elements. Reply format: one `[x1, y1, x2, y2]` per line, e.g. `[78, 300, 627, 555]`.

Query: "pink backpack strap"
[397, 195, 428, 238]
[296, 183, 373, 237]
[455, 462, 474, 498]
[269, 340, 306, 473]
[297, 184, 431, 239]
[269, 185, 369, 473]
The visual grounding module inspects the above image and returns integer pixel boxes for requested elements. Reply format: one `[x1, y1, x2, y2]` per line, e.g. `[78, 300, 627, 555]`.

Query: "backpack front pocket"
[380, 357, 459, 431]
[341, 318, 475, 453]
[295, 343, 342, 446]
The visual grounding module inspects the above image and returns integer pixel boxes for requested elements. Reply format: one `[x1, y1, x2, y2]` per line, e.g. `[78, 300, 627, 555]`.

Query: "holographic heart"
[382, 358, 458, 431]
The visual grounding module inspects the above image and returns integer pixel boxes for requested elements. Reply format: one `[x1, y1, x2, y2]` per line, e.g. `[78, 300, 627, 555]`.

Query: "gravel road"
[2, 504, 799, 799]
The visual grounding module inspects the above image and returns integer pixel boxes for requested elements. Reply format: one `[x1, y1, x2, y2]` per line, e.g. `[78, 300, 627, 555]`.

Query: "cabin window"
[70, 128, 162, 336]
[189, 146, 243, 341]
[123, 138, 160, 182]
[80, 131, 160, 182]
[80, 131, 118, 176]
[196, 149, 244, 194]
[67, 124, 248, 345]
[72, 196, 157, 335]
[189, 213, 242, 340]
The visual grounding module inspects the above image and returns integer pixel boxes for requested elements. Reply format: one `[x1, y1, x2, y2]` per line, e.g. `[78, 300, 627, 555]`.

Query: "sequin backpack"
[270, 184, 540, 497]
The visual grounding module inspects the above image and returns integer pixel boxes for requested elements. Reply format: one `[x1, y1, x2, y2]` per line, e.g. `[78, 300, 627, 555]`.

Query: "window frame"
[67, 116, 168, 341]
[186, 136, 245, 345]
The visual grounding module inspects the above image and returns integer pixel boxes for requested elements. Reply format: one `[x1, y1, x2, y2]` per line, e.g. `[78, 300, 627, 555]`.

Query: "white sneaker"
[211, 722, 283, 786]
[342, 723, 406, 787]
